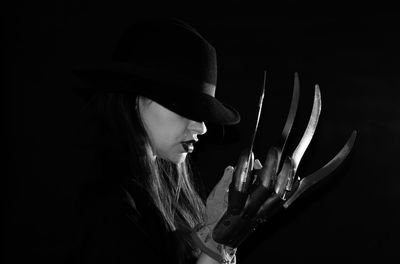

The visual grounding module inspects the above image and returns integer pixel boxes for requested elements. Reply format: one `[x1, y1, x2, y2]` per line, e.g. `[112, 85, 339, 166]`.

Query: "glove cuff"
[191, 225, 236, 264]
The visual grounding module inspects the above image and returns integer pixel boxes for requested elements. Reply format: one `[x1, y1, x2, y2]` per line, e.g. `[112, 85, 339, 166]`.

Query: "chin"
[157, 149, 187, 164]
[170, 153, 187, 164]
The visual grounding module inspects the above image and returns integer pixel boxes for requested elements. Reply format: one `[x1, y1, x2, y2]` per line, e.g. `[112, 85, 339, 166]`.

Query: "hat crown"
[112, 18, 217, 88]
[73, 18, 240, 125]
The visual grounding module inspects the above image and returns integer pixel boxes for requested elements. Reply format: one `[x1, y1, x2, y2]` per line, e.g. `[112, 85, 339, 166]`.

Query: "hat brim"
[146, 89, 240, 125]
[73, 65, 240, 125]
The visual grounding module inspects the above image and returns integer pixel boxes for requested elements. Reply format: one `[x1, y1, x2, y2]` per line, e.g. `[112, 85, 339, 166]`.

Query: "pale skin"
[138, 94, 308, 262]
[137, 96, 207, 164]
[138, 96, 221, 263]
[138, 96, 265, 263]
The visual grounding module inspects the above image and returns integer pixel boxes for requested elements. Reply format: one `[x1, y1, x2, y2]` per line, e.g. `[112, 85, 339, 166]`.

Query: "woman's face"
[138, 96, 207, 164]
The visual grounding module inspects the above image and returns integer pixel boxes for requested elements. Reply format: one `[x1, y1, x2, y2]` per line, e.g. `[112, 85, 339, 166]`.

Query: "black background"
[6, 1, 400, 263]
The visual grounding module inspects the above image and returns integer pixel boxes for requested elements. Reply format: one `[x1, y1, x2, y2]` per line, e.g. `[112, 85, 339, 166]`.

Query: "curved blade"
[276, 72, 300, 169]
[238, 72, 266, 192]
[283, 130, 357, 208]
[291, 85, 322, 174]
[249, 71, 267, 158]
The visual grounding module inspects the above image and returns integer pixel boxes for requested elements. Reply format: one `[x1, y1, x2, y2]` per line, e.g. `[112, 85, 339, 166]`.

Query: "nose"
[188, 121, 207, 138]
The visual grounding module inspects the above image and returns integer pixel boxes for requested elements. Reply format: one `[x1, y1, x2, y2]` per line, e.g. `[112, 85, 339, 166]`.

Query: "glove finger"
[208, 166, 234, 201]
[231, 149, 254, 193]
[206, 166, 235, 224]
[254, 159, 262, 170]
[285, 156, 296, 192]
[254, 194, 282, 223]
[249, 159, 262, 189]
[282, 175, 300, 201]
[228, 149, 254, 214]
[275, 156, 294, 198]
[242, 182, 271, 220]
[258, 147, 279, 189]
[220, 166, 235, 192]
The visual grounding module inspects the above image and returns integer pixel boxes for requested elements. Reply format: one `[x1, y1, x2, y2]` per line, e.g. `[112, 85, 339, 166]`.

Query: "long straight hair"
[86, 91, 206, 232]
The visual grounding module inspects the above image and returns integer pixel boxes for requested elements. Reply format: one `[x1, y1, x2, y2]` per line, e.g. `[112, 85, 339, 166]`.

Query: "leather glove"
[212, 146, 298, 248]
[191, 165, 237, 264]
[192, 147, 297, 262]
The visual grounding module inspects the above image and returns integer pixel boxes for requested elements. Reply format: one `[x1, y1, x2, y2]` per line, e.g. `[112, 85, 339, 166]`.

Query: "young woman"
[73, 18, 241, 264]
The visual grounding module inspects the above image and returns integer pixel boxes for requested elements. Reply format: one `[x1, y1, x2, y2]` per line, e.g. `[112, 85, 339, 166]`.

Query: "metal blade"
[283, 130, 357, 208]
[239, 71, 266, 190]
[248, 71, 267, 159]
[276, 72, 300, 168]
[291, 84, 322, 174]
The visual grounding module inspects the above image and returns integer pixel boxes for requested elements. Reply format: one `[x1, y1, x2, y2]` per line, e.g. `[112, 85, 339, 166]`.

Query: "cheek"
[142, 102, 189, 160]
[151, 119, 186, 154]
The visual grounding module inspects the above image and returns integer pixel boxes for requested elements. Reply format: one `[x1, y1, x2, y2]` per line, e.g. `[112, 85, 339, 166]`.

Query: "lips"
[181, 140, 196, 153]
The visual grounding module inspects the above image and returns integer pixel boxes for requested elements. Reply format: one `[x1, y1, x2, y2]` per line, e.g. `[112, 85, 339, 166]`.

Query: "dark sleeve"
[68, 185, 198, 264]
[69, 187, 165, 264]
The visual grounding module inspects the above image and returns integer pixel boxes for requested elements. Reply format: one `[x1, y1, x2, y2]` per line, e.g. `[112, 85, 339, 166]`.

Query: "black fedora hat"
[73, 18, 240, 125]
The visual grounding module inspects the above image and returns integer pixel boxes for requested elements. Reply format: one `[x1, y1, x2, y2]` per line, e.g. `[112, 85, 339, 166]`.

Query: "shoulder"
[72, 182, 166, 264]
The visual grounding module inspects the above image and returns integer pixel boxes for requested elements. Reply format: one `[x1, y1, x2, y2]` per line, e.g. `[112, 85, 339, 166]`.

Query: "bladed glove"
[212, 147, 299, 248]
[192, 147, 298, 262]
[191, 165, 237, 263]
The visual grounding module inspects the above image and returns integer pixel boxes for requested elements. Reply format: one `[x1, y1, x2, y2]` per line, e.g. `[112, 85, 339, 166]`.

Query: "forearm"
[196, 253, 220, 264]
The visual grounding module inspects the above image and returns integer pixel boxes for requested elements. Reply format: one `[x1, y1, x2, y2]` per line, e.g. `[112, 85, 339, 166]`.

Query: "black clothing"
[68, 147, 198, 264]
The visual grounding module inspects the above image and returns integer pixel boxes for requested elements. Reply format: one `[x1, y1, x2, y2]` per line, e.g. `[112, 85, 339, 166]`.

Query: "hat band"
[201, 82, 216, 97]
